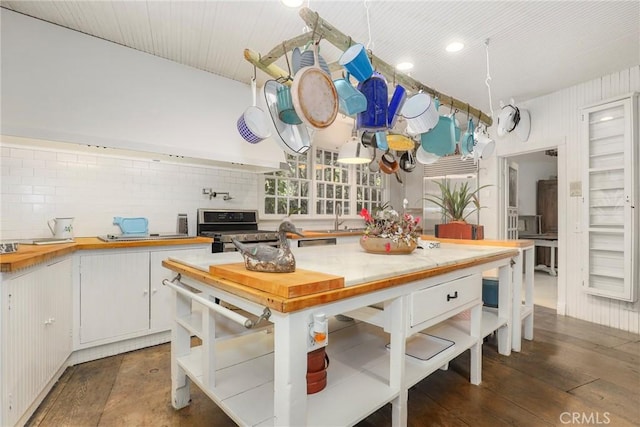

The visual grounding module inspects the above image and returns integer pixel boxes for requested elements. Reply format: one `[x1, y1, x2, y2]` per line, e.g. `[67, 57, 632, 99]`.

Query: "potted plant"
[425, 180, 490, 240]
[359, 199, 421, 254]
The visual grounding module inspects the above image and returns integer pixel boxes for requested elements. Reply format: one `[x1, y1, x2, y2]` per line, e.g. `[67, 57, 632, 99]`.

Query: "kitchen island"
[162, 241, 522, 426]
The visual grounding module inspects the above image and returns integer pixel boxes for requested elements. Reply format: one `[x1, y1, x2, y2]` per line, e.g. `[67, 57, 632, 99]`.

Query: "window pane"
[327, 200, 334, 215]
[316, 200, 323, 214]
[277, 199, 287, 215]
[300, 199, 308, 214]
[317, 183, 324, 198]
[336, 185, 343, 199]
[265, 197, 275, 214]
[301, 182, 309, 197]
[289, 199, 299, 213]
[327, 184, 334, 198]
[265, 178, 275, 196]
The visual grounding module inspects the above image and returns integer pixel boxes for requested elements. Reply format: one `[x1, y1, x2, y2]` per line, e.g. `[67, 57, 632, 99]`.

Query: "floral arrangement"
[359, 199, 421, 249]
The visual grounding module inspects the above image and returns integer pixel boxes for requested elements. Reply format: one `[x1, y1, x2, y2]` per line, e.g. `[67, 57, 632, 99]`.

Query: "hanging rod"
[243, 7, 492, 126]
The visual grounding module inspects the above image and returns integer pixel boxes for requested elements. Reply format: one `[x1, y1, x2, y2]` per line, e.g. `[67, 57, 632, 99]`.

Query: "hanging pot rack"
[243, 7, 493, 127]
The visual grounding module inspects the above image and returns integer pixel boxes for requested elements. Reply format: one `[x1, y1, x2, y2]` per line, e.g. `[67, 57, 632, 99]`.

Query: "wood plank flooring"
[28, 306, 639, 426]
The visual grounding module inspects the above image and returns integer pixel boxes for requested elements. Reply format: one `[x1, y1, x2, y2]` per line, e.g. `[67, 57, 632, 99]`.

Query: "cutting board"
[209, 263, 344, 298]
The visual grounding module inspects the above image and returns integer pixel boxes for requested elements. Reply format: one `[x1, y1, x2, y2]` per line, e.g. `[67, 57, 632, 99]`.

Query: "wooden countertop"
[0, 236, 212, 273]
[421, 235, 535, 248]
[163, 242, 519, 313]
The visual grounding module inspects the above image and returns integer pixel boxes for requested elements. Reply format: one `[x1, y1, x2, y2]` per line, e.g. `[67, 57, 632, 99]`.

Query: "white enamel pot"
[290, 43, 339, 130]
[237, 78, 271, 144]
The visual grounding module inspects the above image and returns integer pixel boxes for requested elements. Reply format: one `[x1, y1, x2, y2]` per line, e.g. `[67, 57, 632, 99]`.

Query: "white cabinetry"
[77, 245, 208, 347]
[581, 93, 638, 301]
[1, 257, 72, 427]
[79, 251, 150, 344]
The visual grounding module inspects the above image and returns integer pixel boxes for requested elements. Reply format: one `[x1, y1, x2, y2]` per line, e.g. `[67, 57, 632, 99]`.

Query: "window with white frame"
[261, 147, 384, 218]
[356, 163, 384, 213]
[263, 152, 311, 215]
[315, 148, 350, 215]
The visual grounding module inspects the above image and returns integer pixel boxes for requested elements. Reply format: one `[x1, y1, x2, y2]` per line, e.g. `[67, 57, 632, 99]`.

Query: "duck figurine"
[232, 220, 304, 273]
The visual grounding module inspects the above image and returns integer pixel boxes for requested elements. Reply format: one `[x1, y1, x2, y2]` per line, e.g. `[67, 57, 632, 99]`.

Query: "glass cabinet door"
[581, 94, 638, 302]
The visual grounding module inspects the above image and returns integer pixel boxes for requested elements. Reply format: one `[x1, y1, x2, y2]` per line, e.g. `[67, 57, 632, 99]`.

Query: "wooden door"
[537, 179, 558, 266]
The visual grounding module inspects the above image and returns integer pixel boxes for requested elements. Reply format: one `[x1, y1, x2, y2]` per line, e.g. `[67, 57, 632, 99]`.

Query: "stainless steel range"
[197, 209, 279, 252]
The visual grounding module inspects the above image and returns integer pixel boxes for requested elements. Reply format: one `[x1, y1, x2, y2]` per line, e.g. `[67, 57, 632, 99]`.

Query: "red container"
[307, 347, 330, 394]
[435, 222, 484, 240]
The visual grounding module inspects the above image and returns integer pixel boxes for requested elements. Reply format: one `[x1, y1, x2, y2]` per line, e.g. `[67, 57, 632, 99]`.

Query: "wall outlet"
[570, 181, 582, 197]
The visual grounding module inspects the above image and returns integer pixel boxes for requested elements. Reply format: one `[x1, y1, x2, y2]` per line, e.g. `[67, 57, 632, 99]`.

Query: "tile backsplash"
[0, 142, 258, 239]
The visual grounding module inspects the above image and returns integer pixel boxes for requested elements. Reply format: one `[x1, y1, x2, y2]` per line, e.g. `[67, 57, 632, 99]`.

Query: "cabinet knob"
[143, 290, 149, 295]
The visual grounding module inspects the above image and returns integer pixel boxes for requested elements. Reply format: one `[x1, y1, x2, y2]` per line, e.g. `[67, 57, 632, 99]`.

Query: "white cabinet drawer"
[409, 273, 481, 327]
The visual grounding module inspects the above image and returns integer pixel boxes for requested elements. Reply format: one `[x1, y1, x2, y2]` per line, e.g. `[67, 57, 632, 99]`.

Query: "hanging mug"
[333, 73, 367, 116]
[356, 72, 388, 131]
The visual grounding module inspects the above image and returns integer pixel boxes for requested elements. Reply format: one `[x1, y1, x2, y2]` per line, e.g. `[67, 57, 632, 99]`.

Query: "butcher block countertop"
[163, 241, 519, 313]
[0, 236, 212, 273]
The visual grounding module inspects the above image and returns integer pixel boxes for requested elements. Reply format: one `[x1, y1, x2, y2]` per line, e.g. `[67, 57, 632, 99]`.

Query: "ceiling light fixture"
[281, 0, 304, 7]
[396, 62, 414, 71]
[445, 41, 464, 53]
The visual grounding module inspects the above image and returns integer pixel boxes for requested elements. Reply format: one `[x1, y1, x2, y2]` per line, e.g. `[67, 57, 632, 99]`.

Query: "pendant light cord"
[364, 0, 373, 50]
[484, 38, 494, 120]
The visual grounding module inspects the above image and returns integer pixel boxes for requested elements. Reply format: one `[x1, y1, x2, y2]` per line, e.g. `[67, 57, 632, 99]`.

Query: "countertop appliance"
[197, 209, 279, 253]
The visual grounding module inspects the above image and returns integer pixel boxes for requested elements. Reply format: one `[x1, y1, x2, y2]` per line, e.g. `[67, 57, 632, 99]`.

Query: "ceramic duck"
[232, 220, 304, 273]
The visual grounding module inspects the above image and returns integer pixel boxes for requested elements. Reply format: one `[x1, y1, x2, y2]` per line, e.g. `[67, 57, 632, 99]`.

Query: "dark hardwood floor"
[28, 306, 639, 426]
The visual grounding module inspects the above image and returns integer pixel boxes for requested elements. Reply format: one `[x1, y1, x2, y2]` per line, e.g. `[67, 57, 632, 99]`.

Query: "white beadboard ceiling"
[1, 0, 638, 117]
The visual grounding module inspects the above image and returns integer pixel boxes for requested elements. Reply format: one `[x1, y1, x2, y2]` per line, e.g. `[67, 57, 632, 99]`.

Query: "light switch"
[570, 181, 582, 197]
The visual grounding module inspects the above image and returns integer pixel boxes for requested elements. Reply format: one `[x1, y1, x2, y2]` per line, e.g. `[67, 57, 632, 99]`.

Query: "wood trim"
[421, 235, 535, 249]
[0, 237, 213, 273]
[162, 250, 517, 313]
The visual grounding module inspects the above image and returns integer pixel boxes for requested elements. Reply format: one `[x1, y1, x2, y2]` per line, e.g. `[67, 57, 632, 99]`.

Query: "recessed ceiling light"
[396, 62, 414, 71]
[445, 41, 465, 53]
[281, 0, 304, 7]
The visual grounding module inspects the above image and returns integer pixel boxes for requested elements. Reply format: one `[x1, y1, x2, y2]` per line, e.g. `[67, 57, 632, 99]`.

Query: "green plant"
[426, 181, 491, 222]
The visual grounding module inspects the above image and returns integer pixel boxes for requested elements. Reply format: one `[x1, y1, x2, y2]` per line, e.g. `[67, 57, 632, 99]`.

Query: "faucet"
[334, 202, 345, 231]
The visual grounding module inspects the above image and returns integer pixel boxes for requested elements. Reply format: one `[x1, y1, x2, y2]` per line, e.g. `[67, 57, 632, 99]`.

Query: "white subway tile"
[57, 152, 78, 162]
[10, 148, 34, 159]
[21, 194, 45, 203]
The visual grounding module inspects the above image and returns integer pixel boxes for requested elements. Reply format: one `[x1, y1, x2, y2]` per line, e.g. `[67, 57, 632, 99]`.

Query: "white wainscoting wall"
[481, 65, 640, 333]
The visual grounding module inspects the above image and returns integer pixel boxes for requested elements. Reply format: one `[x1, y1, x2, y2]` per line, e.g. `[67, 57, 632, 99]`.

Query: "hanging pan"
[261, 80, 311, 156]
[290, 42, 339, 130]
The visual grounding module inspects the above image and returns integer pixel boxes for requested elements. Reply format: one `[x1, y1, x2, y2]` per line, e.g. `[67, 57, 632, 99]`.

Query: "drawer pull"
[447, 291, 458, 301]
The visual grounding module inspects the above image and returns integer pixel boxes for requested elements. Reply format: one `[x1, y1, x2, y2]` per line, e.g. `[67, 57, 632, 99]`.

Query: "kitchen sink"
[309, 228, 366, 234]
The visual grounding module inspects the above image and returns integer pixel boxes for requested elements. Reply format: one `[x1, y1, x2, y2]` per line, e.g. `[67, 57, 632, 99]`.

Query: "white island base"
[164, 242, 525, 426]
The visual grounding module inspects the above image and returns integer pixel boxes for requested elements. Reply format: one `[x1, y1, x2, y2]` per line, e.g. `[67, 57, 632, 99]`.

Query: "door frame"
[497, 144, 567, 315]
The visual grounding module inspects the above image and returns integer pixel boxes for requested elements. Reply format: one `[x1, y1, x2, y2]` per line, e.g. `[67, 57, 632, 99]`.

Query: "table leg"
[497, 263, 512, 356]
[171, 291, 192, 409]
[273, 312, 308, 427]
[549, 246, 557, 276]
[389, 296, 408, 427]
[523, 247, 535, 340]
[511, 249, 523, 352]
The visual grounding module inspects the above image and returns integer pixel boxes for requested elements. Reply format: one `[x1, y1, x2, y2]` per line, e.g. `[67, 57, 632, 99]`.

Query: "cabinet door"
[149, 247, 208, 332]
[80, 251, 150, 343]
[581, 94, 638, 301]
[1, 258, 72, 427]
